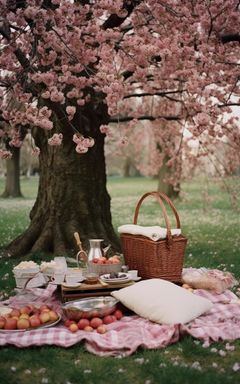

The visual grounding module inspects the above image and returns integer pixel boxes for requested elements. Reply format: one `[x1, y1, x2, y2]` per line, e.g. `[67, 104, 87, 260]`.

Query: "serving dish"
[100, 273, 130, 284]
[62, 296, 118, 321]
[62, 282, 82, 288]
[0, 314, 61, 332]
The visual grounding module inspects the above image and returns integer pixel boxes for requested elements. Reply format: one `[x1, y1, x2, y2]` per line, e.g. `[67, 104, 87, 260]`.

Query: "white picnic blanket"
[118, 224, 181, 241]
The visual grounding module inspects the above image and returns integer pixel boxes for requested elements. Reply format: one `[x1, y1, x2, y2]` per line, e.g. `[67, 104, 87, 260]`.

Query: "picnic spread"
[0, 191, 239, 357]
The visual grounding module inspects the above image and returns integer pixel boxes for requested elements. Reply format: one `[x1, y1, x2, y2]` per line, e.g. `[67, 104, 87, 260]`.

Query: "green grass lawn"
[0, 175, 240, 384]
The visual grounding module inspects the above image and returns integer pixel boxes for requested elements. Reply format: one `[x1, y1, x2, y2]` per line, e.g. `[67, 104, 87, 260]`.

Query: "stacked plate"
[100, 273, 131, 284]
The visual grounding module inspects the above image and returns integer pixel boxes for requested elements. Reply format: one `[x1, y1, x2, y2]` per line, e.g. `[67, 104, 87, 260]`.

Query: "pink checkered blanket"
[0, 285, 239, 357]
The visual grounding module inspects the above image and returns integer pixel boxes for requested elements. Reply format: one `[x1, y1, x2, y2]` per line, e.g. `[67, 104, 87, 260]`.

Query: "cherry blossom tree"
[0, 0, 239, 256]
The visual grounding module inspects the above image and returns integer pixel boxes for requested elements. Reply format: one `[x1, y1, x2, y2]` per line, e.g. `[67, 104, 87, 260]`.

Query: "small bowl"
[62, 296, 118, 321]
[84, 273, 99, 285]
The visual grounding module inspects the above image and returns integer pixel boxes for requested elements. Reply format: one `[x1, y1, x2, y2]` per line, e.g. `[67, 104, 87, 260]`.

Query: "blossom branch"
[102, 1, 143, 30]
[109, 115, 180, 123]
[123, 90, 185, 99]
[221, 33, 240, 44]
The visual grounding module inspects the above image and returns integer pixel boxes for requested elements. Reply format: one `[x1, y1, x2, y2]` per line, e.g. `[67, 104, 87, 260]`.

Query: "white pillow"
[111, 279, 213, 325]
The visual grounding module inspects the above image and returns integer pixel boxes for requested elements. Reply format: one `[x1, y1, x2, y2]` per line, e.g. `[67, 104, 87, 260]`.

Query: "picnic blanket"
[0, 285, 240, 357]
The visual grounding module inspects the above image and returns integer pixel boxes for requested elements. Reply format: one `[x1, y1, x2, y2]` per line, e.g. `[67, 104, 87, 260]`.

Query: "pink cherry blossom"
[48, 133, 63, 146]
[31, 147, 40, 156]
[0, 0, 238, 180]
[75, 144, 88, 154]
[0, 149, 12, 159]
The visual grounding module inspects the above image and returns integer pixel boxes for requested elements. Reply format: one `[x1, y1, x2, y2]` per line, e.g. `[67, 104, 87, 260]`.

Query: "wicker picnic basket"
[120, 191, 187, 282]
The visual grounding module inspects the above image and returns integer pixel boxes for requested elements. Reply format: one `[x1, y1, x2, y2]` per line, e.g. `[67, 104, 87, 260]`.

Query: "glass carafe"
[88, 239, 104, 262]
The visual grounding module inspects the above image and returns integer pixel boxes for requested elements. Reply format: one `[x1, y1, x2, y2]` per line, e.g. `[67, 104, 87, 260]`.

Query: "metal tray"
[62, 296, 118, 321]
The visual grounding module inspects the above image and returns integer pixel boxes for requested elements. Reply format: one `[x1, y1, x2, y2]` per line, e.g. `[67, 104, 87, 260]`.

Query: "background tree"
[0, 0, 239, 257]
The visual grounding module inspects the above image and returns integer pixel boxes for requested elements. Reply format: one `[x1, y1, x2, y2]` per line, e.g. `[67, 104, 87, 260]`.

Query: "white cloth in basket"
[118, 224, 181, 241]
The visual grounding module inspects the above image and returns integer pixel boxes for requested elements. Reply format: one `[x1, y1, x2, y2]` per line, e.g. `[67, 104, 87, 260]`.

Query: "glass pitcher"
[88, 239, 104, 262]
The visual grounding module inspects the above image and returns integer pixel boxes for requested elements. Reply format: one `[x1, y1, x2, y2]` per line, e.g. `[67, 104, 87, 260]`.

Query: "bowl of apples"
[87, 255, 122, 276]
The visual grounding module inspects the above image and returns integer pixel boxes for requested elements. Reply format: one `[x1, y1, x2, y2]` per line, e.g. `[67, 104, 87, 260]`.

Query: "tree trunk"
[123, 157, 131, 177]
[6, 101, 120, 257]
[157, 156, 180, 199]
[1, 147, 23, 198]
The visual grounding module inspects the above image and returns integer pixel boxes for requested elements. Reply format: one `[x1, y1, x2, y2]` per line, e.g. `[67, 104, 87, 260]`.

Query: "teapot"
[88, 239, 111, 262]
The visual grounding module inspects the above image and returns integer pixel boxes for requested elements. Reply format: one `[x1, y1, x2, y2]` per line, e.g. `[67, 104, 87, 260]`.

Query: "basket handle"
[133, 191, 181, 245]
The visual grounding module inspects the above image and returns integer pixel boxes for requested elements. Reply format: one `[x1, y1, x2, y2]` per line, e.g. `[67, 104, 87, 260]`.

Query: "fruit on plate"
[4, 318, 18, 330]
[39, 312, 50, 323]
[10, 308, 21, 318]
[0, 304, 59, 330]
[29, 315, 41, 328]
[49, 310, 59, 322]
[17, 318, 30, 330]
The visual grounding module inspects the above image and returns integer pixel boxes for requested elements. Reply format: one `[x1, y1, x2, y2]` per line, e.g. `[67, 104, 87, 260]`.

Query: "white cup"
[67, 268, 83, 280]
[51, 271, 65, 285]
[128, 270, 138, 280]
[65, 274, 81, 285]
[54, 257, 68, 272]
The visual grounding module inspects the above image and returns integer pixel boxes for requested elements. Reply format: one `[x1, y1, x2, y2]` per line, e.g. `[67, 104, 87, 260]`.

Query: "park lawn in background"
[0, 175, 240, 384]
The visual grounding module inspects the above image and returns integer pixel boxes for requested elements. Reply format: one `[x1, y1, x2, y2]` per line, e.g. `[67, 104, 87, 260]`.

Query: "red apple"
[113, 309, 123, 320]
[29, 315, 41, 328]
[92, 258, 99, 264]
[83, 325, 94, 332]
[112, 259, 120, 264]
[90, 317, 103, 329]
[77, 318, 90, 330]
[82, 312, 91, 319]
[4, 318, 17, 330]
[26, 304, 35, 312]
[17, 318, 30, 329]
[103, 315, 115, 325]
[10, 308, 21, 318]
[19, 313, 29, 320]
[40, 304, 50, 312]
[69, 323, 78, 333]
[39, 312, 50, 323]
[48, 310, 59, 322]
[0, 316, 6, 329]
[64, 319, 75, 328]
[97, 257, 107, 264]
[41, 308, 51, 313]
[20, 306, 32, 315]
[97, 325, 107, 334]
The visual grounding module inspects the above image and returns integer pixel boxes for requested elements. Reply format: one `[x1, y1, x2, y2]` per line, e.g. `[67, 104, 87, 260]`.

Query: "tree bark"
[1, 147, 23, 198]
[6, 101, 120, 257]
[157, 156, 180, 199]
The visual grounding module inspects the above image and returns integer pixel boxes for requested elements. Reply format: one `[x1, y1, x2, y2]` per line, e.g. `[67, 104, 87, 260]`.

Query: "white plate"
[62, 282, 82, 288]
[131, 276, 142, 282]
[0, 314, 61, 332]
[100, 276, 131, 285]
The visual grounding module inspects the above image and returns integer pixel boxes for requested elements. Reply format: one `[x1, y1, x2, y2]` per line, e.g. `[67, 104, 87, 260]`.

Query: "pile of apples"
[64, 309, 123, 334]
[90, 255, 121, 265]
[0, 304, 59, 330]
